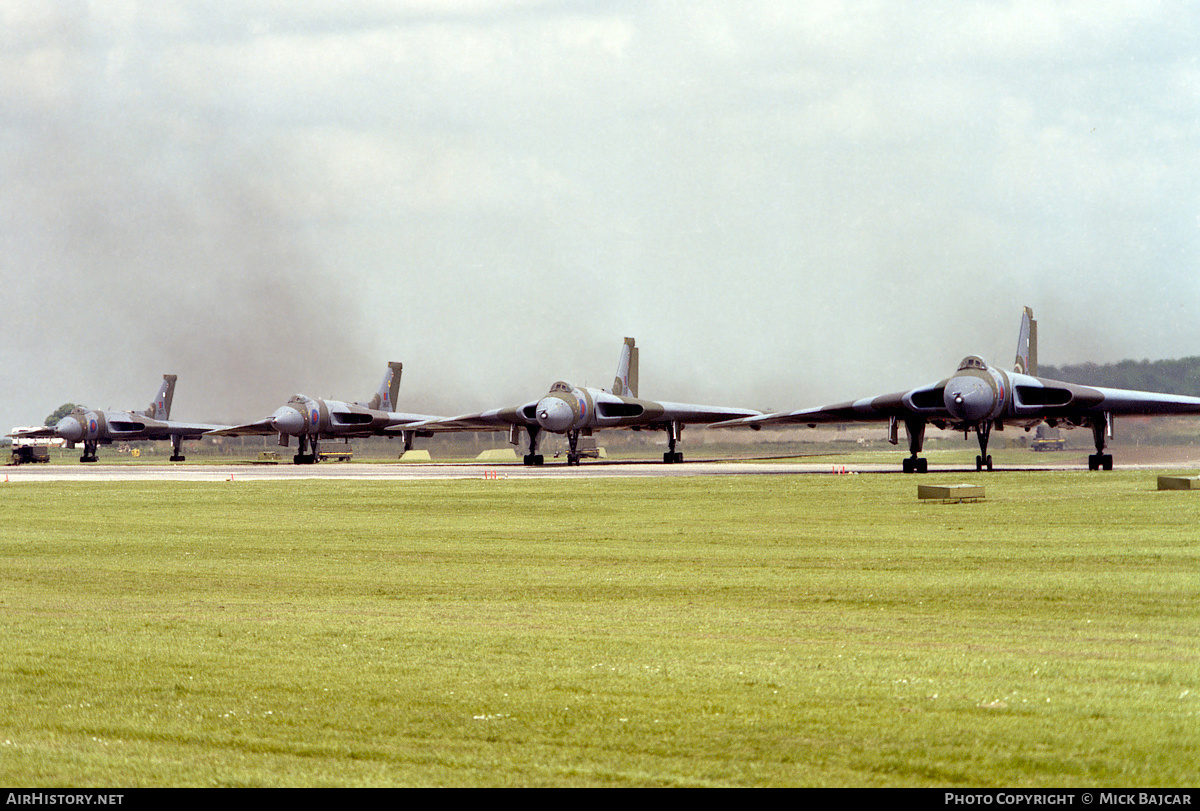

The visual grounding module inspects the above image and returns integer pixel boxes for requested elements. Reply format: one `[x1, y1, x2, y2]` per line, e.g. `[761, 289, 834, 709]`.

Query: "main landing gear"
[170, 434, 186, 463]
[1087, 415, 1113, 470]
[80, 441, 99, 464]
[663, 421, 684, 464]
[523, 426, 544, 466]
[899, 418, 926, 473]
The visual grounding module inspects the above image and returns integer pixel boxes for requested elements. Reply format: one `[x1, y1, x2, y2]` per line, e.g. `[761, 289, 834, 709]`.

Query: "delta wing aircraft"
[712, 308, 1200, 472]
[9, 375, 225, 462]
[397, 338, 762, 465]
[208, 363, 442, 463]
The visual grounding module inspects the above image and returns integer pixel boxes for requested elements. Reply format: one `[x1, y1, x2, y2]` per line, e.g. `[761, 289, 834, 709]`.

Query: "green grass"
[1, 473, 1197, 786]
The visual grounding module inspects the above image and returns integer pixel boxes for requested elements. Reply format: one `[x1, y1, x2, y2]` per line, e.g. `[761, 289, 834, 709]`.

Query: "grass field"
[1, 471, 1197, 786]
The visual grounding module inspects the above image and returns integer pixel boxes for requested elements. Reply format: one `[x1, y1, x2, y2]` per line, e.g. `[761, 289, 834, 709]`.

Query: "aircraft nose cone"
[944, 376, 994, 423]
[56, 416, 83, 442]
[535, 397, 575, 433]
[271, 406, 305, 435]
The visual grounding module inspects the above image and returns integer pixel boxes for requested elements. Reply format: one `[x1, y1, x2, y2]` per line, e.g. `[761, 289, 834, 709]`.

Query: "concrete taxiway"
[4, 460, 844, 482]
[6, 455, 1189, 482]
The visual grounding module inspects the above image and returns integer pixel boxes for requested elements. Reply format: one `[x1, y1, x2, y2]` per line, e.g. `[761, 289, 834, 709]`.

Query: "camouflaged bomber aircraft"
[396, 338, 762, 466]
[208, 363, 442, 463]
[9, 375, 225, 462]
[712, 308, 1200, 472]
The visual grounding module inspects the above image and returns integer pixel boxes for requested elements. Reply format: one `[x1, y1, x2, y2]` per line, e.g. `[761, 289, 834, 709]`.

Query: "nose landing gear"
[975, 422, 993, 471]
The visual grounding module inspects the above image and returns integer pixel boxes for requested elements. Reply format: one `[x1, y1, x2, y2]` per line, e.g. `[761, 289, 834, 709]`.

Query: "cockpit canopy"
[957, 355, 988, 372]
[549, 381, 572, 393]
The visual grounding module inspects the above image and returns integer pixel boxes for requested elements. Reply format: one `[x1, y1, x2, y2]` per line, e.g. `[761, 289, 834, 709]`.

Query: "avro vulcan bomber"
[399, 338, 763, 466]
[209, 363, 442, 463]
[713, 308, 1200, 472]
[9, 375, 225, 462]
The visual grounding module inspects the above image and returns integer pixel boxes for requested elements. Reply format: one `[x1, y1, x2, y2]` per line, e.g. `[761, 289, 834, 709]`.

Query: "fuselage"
[900, 356, 1104, 431]
[56, 407, 162, 444]
[940, 355, 1010, 425]
[527, 382, 665, 434]
[269, 394, 422, 438]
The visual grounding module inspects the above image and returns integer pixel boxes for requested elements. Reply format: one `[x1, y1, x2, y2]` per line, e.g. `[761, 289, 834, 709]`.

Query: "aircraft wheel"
[986, 455, 993, 471]
[170, 455, 185, 462]
[902, 457, 913, 473]
[664, 452, 674, 464]
[916, 458, 927, 473]
[1102, 454, 1113, 471]
[1088, 454, 1100, 471]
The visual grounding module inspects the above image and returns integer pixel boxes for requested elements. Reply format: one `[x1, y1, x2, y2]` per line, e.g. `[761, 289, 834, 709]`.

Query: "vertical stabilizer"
[1014, 307, 1037, 376]
[146, 375, 177, 420]
[369, 362, 403, 411]
[611, 337, 638, 398]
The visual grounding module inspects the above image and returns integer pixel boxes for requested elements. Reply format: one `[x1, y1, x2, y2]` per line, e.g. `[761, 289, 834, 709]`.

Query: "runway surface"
[6, 456, 1192, 482]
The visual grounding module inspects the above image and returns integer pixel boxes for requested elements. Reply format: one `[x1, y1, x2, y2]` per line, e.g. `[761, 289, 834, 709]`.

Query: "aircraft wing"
[1072, 385, 1200, 416]
[7, 425, 57, 440]
[385, 404, 539, 434]
[159, 424, 229, 436]
[647, 402, 764, 425]
[206, 418, 277, 437]
[152, 420, 231, 439]
[710, 391, 915, 429]
[375, 412, 449, 432]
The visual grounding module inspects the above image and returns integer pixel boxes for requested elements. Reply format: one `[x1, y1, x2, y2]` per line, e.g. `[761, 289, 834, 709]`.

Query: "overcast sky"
[4, 0, 1199, 429]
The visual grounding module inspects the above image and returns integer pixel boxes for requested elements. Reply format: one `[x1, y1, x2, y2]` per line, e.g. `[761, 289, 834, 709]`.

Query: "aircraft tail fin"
[1014, 306, 1037, 376]
[368, 362, 403, 411]
[610, 337, 639, 398]
[145, 375, 177, 420]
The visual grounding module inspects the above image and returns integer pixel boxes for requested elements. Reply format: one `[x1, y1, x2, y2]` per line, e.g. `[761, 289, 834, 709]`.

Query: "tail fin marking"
[145, 375, 177, 421]
[611, 337, 638, 398]
[1014, 307, 1037, 376]
[369, 362, 403, 411]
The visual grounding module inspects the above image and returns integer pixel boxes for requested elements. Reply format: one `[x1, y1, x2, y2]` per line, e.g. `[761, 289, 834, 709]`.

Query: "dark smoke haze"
[5, 4, 1200, 433]
[6, 84, 376, 425]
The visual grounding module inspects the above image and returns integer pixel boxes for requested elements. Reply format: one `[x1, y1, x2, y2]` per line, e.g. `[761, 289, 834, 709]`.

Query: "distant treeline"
[1040, 357, 1200, 397]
